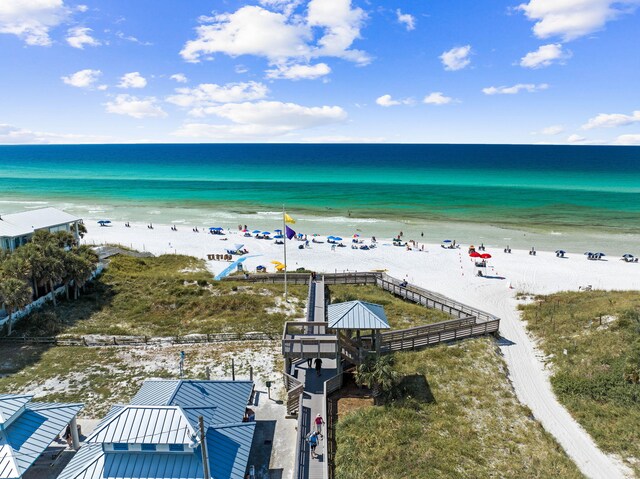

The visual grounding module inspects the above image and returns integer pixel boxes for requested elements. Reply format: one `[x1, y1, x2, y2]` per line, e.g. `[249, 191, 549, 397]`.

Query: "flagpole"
[283, 205, 288, 301]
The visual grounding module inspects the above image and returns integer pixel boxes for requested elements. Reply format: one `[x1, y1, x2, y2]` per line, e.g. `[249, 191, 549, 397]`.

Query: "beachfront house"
[0, 207, 82, 252]
[58, 379, 256, 479]
[0, 394, 83, 479]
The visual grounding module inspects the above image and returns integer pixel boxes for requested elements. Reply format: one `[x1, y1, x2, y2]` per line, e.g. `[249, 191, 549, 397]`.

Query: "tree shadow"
[396, 374, 436, 404]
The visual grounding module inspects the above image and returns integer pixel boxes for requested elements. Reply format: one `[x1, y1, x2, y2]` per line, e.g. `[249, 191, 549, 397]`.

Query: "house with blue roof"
[0, 394, 83, 479]
[327, 300, 391, 356]
[59, 380, 255, 479]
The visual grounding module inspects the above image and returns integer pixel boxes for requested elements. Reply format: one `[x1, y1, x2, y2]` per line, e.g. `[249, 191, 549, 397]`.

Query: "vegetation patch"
[12, 254, 307, 337]
[335, 337, 582, 479]
[519, 290, 640, 475]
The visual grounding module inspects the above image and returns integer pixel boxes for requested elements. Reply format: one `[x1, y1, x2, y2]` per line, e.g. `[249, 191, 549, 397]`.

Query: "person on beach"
[314, 357, 323, 376]
[315, 414, 325, 436]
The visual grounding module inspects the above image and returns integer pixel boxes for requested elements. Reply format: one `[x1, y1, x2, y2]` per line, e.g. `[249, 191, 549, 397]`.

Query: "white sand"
[84, 222, 640, 479]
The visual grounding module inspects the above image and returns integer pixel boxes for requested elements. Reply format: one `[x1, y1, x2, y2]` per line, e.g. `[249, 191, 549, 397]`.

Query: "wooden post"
[249, 366, 253, 381]
[231, 358, 235, 381]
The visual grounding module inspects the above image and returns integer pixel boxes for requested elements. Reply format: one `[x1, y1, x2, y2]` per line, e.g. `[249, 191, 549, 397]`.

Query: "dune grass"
[335, 337, 583, 479]
[15, 254, 307, 337]
[328, 284, 452, 328]
[519, 291, 640, 475]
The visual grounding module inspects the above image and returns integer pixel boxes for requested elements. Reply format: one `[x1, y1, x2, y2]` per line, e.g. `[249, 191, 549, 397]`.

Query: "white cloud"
[116, 31, 152, 46]
[118, 72, 147, 89]
[172, 100, 346, 139]
[166, 82, 269, 115]
[0, 123, 107, 144]
[567, 134, 586, 143]
[423, 92, 454, 105]
[615, 133, 640, 145]
[61, 69, 101, 88]
[518, 0, 639, 42]
[0, 0, 71, 46]
[376, 94, 400, 107]
[520, 43, 571, 68]
[170, 73, 188, 83]
[538, 125, 565, 135]
[582, 110, 640, 129]
[66, 26, 100, 49]
[396, 9, 415, 31]
[180, 0, 369, 68]
[105, 94, 167, 119]
[440, 45, 471, 71]
[482, 83, 549, 95]
[266, 63, 331, 80]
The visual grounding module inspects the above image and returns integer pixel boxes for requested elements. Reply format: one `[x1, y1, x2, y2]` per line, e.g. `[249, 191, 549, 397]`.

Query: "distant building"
[59, 379, 256, 479]
[0, 207, 82, 252]
[0, 394, 83, 479]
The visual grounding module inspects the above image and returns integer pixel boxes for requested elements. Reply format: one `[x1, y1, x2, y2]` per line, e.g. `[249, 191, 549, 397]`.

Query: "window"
[169, 444, 184, 452]
[141, 444, 156, 451]
[112, 443, 128, 451]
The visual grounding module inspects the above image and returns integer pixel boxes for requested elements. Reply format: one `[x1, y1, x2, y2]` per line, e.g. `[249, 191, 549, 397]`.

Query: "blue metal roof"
[61, 380, 255, 479]
[0, 399, 82, 478]
[87, 406, 195, 445]
[132, 380, 253, 427]
[327, 300, 390, 330]
[0, 395, 32, 426]
[207, 422, 255, 479]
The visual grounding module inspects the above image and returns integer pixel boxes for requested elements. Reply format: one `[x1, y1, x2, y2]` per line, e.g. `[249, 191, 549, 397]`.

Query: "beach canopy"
[623, 254, 635, 258]
[333, 236, 343, 241]
[469, 252, 481, 258]
[480, 253, 492, 259]
[209, 226, 223, 231]
[443, 239, 452, 243]
[274, 229, 282, 233]
[596, 252, 606, 256]
[584, 252, 593, 255]
[97, 220, 111, 225]
[327, 236, 335, 240]
[274, 234, 283, 239]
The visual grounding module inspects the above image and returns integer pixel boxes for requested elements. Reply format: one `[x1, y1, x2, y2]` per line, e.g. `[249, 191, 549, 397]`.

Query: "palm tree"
[354, 354, 400, 403]
[65, 251, 95, 299]
[0, 277, 32, 336]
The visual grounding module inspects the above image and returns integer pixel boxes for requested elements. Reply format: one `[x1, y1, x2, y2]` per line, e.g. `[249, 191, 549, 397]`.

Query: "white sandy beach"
[84, 221, 640, 479]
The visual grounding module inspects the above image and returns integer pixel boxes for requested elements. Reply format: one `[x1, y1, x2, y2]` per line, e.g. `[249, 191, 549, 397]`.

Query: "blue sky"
[0, 0, 639, 144]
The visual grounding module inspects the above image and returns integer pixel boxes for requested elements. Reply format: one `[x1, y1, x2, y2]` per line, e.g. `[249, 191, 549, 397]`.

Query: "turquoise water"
[0, 144, 639, 234]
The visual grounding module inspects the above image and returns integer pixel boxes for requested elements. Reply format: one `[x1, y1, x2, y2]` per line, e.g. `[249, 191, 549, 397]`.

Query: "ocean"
[1, 144, 639, 252]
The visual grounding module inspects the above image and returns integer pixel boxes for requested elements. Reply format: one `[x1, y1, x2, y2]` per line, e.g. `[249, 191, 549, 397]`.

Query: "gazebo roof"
[327, 301, 390, 330]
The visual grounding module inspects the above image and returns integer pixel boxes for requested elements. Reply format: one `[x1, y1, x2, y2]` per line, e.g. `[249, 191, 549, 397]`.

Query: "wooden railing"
[323, 373, 343, 479]
[286, 383, 304, 416]
[380, 320, 500, 353]
[379, 316, 477, 342]
[293, 391, 307, 478]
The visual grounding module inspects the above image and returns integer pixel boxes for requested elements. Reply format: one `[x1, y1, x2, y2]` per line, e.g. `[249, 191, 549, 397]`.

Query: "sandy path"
[84, 223, 639, 478]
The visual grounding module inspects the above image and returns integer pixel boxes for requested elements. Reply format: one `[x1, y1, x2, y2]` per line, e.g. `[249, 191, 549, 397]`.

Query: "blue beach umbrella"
[327, 236, 335, 240]
[274, 234, 283, 239]
[252, 230, 261, 234]
[333, 237, 343, 241]
[97, 220, 111, 225]
[209, 226, 223, 231]
[262, 231, 271, 235]
[443, 239, 452, 243]
[274, 229, 283, 233]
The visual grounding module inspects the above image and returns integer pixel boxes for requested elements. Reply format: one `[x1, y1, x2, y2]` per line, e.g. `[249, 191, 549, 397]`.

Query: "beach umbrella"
[262, 231, 271, 235]
[333, 237, 343, 241]
[274, 234, 283, 239]
[209, 226, 223, 231]
[353, 234, 360, 238]
[252, 230, 261, 234]
[297, 233, 304, 237]
[233, 244, 244, 250]
[623, 254, 635, 258]
[555, 250, 566, 254]
[469, 252, 482, 258]
[480, 253, 492, 259]
[97, 220, 111, 225]
[274, 229, 282, 233]
[242, 229, 249, 232]
[443, 239, 452, 243]
[327, 236, 335, 240]
[584, 252, 593, 255]
[312, 233, 320, 237]
[596, 252, 606, 257]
